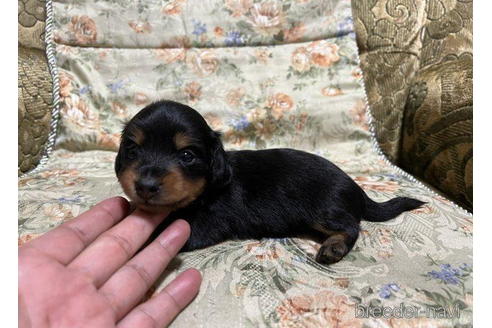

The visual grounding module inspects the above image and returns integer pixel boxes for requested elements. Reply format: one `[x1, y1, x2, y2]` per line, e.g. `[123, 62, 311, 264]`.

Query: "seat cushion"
[19, 149, 472, 327]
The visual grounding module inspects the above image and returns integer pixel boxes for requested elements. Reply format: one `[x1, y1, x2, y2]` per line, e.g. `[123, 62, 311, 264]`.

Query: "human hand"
[19, 196, 201, 328]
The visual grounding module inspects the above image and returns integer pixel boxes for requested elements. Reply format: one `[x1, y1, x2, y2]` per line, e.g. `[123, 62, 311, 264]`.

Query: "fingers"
[117, 269, 202, 328]
[24, 197, 130, 264]
[69, 208, 170, 287]
[100, 220, 191, 321]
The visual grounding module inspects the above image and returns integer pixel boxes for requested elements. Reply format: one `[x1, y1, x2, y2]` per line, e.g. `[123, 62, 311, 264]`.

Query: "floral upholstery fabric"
[18, 0, 53, 174]
[352, 0, 473, 210]
[19, 0, 472, 327]
[18, 46, 53, 174]
[352, 0, 473, 162]
[401, 58, 473, 211]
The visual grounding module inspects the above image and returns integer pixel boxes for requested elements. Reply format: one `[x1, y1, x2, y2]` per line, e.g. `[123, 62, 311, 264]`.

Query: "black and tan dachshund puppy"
[115, 100, 424, 264]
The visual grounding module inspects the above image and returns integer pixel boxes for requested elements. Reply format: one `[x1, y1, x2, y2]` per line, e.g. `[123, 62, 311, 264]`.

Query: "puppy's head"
[115, 100, 231, 213]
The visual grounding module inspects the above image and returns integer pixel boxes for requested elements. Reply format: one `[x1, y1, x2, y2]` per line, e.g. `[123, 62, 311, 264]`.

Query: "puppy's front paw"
[315, 235, 348, 265]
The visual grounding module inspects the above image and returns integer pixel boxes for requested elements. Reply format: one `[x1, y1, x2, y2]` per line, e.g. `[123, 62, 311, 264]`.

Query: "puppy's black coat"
[115, 100, 424, 264]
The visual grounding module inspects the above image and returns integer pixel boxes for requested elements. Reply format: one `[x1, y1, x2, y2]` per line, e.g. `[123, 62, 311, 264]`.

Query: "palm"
[19, 197, 201, 328]
[20, 247, 115, 327]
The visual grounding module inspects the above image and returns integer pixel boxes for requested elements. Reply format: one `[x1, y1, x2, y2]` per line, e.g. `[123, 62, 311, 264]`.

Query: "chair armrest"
[18, 46, 53, 175]
[400, 57, 472, 210]
[18, 0, 53, 175]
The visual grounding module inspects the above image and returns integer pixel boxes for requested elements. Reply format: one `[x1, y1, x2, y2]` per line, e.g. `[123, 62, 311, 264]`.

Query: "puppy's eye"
[179, 150, 196, 164]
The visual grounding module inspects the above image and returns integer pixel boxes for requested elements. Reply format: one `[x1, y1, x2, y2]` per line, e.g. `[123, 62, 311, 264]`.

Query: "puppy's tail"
[363, 193, 425, 222]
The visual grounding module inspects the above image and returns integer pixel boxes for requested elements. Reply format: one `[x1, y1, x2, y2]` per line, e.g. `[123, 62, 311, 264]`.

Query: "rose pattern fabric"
[19, 0, 472, 327]
[54, 34, 367, 154]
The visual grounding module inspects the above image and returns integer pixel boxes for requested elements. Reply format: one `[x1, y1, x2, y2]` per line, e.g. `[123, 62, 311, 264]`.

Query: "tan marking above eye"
[173, 132, 193, 150]
[129, 125, 145, 145]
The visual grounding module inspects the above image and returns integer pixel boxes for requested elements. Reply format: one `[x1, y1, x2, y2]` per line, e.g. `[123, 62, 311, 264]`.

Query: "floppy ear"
[115, 151, 122, 175]
[209, 131, 232, 189]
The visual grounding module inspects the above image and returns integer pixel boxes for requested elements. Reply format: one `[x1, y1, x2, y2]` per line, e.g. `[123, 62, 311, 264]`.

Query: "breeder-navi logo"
[355, 303, 461, 319]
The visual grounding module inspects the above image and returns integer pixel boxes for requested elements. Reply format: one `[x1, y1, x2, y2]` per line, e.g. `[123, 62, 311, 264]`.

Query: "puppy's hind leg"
[313, 208, 360, 265]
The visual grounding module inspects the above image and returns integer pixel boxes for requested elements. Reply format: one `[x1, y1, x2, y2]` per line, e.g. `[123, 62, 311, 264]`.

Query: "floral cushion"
[19, 0, 472, 326]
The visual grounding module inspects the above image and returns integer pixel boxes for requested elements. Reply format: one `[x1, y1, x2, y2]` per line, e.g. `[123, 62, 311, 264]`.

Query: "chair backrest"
[53, 0, 371, 158]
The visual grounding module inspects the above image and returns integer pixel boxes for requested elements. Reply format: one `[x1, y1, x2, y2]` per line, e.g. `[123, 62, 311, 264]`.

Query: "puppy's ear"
[209, 131, 232, 189]
[115, 151, 122, 175]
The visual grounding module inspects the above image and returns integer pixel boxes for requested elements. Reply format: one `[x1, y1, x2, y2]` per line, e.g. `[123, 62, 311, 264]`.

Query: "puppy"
[115, 100, 424, 264]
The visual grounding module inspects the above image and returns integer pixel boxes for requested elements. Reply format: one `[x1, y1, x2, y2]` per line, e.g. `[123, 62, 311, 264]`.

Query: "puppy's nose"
[135, 177, 160, 200]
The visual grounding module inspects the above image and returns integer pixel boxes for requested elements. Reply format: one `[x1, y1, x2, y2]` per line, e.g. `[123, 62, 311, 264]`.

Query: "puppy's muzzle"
[135, 176, 160, 200]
